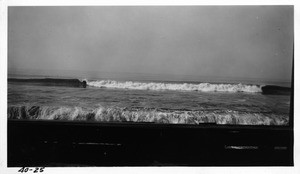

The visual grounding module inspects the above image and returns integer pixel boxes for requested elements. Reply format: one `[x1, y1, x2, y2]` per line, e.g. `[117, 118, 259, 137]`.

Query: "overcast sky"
[8, 6, 293, 82]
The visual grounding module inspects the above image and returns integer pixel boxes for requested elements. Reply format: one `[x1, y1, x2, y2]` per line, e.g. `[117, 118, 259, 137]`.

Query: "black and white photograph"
[0, 1, 299, 173]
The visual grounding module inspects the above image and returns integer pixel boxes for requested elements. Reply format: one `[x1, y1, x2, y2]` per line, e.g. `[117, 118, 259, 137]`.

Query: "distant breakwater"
[8, 78, 87, 88]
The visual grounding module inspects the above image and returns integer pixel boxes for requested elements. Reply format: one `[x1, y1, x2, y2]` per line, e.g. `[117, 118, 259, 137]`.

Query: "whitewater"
[7, 76, 291, 126]
[8, 105, 288, 125]
[86, 80, 262, 93]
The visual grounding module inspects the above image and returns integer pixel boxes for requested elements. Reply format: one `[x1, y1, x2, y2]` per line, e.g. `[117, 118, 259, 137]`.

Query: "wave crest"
[8, 105, 288, 125]
[87, 80, 262, 93]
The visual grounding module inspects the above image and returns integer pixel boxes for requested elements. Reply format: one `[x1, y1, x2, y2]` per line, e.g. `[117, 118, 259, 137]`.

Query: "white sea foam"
[7, 105, 288, 125]
[87, 80, 262, 93]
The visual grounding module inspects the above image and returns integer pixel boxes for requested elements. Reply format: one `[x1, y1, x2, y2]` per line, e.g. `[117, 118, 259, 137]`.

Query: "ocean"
[7, 74, 291, 125]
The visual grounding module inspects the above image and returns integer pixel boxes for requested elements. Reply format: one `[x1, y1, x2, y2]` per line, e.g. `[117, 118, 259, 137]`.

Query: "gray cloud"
[8, 6, 293, 82]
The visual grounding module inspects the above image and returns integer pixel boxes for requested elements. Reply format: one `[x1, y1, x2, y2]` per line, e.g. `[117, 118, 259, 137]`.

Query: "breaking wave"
[8, 105, 288, 125]
[8, 78, 290, 94]
[87, 80, 262, 93]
